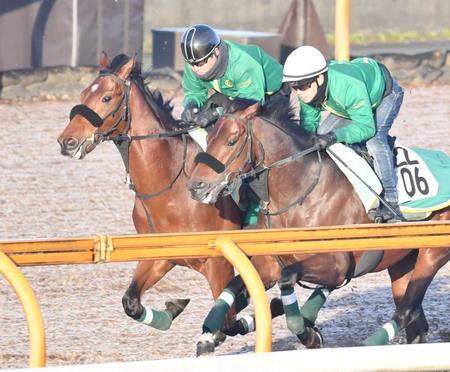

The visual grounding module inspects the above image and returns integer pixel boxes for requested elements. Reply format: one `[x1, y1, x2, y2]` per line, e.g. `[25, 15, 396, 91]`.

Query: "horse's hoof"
[164, 299, 190, 320]
[196, 333, 215, 356]
[213, 331, 227, 347]
[297, 326, 323, 349]
[122, 296, 144, 320]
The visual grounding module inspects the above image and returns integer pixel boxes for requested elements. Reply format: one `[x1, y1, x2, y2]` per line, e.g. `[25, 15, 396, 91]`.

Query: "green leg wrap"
[363, 319, 400, 346]
[234, 292, 249, 314]
[300, 288, 330, 325]
[138, 307, 172, 331]
[244, 199, 260, 226]
[281, 288, 305, 335]
[203, 289, 235, 333]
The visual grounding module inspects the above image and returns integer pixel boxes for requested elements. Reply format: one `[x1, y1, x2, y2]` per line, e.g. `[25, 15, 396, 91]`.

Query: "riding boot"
[368, 200, 404, 223]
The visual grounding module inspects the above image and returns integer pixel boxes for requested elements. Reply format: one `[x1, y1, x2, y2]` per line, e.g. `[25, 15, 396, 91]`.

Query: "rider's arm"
[299, 101, 321, 133]
[233, 63, 266, 103]
[333, 81, 377, 144]
[182, 64, 210, 108]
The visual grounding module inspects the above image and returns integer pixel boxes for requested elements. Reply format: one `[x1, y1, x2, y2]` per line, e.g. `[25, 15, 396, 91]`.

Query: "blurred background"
[0, 0, 449, 99]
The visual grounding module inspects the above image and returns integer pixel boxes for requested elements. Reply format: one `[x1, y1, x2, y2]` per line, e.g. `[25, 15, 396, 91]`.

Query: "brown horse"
[188, 97, 449, 353]
[57, 53, 245, 348]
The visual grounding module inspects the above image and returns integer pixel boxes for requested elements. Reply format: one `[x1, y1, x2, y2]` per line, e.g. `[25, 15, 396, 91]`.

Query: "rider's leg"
[366, 78, 404, 222]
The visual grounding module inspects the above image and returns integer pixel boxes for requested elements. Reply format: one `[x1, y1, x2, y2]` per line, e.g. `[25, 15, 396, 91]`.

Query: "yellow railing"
[335, 0, 351, 60]
[1, 221, 449, 367]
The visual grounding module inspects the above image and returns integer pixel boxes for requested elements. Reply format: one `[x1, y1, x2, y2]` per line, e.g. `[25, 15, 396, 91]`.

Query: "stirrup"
[368, 204, 404, 223]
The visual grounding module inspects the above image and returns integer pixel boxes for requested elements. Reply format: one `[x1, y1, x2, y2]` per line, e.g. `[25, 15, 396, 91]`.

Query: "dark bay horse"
[188, 97, 450, 353]
[57, 53, 244, 347]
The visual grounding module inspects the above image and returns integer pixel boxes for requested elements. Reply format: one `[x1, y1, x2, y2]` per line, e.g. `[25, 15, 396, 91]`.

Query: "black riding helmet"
[181, 24, 221, 64]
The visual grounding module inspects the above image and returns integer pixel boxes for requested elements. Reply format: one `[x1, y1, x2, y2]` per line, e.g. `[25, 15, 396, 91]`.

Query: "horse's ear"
[116, 56, 135, 80]
[242, 102, 260, 119]
[99, 51, 110, 69]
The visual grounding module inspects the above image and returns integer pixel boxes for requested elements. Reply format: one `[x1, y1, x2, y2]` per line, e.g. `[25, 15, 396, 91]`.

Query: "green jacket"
[300, 57, 386, 144]
[182, 40, 283, 108]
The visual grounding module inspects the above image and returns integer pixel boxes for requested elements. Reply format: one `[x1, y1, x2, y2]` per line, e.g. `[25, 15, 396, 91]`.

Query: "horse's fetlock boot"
[278, 269, 299, 290]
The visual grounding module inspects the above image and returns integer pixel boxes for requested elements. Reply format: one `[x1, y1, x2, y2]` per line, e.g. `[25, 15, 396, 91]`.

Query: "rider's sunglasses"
[190, 54, 212, 67]
[290, 78, 317, 91]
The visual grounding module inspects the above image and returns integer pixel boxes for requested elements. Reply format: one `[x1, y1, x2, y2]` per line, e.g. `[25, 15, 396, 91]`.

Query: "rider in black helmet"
[179, 24, 284, 129]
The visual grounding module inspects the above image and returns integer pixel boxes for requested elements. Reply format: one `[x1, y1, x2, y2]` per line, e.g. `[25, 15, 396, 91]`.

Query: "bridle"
[195, 112, 322, 218]
[68, 71, 192, 232]
[69, 72, 132, 143]
[194, 113, 265, 189]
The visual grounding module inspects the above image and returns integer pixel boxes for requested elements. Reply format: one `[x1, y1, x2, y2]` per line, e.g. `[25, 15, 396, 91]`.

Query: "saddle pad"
[328, 144, 450, 220]
[396, 146, 450, 215]
[327, 143, 382, 212]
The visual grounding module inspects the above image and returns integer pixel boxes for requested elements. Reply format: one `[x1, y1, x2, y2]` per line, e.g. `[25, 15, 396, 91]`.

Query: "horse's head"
[188, 100, 261, 204]
[57, 52, 136, 159]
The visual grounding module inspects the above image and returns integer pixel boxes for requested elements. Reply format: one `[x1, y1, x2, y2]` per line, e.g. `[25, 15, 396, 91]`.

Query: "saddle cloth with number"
[327, 144, 450, 220]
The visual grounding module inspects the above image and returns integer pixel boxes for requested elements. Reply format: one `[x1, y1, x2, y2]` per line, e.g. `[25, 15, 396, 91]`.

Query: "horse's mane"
[228, 96, 313, 150]
[105, 54, 179, 131]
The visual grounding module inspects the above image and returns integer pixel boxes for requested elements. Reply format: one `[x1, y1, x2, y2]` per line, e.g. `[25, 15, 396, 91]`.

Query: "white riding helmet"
[282, 46, 328, 83]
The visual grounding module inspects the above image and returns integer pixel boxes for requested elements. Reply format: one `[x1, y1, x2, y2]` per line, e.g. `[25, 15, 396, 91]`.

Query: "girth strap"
[70, 104, 104, 127]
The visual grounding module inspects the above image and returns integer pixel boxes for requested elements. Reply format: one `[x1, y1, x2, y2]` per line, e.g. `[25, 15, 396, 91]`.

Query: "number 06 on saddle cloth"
[327, 144, 450, 221]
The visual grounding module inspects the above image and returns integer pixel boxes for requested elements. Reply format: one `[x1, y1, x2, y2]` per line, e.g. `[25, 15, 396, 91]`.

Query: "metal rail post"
[0, 250, 46, 367]
[335, 0, 351, 60]
[214, 238, 272, 352]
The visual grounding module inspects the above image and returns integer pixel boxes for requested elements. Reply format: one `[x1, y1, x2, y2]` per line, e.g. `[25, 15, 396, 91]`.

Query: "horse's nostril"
[64, 137, 78, 150]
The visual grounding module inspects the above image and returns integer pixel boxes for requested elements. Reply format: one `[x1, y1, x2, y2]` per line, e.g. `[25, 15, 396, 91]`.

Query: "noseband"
[69, 73, 132, 141]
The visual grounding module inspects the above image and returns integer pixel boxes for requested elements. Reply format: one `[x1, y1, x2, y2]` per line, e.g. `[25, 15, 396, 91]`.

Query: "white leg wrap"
[281, 291, 298, 306]
[383, 322, 396, 341]
[140, 307, 154, 325]
[218, 291, 235, 307]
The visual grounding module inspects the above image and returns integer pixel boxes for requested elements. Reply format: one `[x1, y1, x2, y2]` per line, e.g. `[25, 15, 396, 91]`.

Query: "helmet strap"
[310, 72, 328, 107]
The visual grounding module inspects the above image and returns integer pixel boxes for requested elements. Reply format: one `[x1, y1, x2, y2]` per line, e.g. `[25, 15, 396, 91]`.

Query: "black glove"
[312, 132, 337, 150]
[180, 102, 199, 125]
[195, 107, 220, 128]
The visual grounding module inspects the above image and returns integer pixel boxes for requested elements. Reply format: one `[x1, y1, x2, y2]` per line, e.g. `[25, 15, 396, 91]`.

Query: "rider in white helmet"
[283, 46, 404, 223]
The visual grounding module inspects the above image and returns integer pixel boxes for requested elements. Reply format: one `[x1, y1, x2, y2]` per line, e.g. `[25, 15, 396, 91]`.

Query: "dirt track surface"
[0, 85, 449, 368]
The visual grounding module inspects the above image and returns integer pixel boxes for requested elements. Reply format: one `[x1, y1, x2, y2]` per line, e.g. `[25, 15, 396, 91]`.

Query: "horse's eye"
[227, 136, 238, 147]
[102, 96, 112, 103]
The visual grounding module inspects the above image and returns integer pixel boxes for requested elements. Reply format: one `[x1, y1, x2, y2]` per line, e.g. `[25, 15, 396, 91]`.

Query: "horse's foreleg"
[122, 259, 186, 331]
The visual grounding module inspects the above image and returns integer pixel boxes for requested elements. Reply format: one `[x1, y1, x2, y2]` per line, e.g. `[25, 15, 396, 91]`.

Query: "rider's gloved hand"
[180, 102, 199, 126]
[195, 107, 220, 128]
[312, 132, 337, 150]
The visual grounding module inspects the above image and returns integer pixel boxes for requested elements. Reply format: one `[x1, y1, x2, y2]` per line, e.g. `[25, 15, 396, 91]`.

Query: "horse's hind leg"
[364, 248, 449, 345]
[122, 259, 188, 330]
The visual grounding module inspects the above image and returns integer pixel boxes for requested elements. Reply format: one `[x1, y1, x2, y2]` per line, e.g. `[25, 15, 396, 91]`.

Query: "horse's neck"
[126, 85, 190, 195]
[253, 118, 340, 217]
